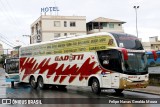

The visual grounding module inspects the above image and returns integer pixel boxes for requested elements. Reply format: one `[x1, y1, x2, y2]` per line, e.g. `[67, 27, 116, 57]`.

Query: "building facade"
[0, 44, 4, 56]
[142, 36, 160, 51]
[86, 17, 125, 34]
[31, 15, 86, 44]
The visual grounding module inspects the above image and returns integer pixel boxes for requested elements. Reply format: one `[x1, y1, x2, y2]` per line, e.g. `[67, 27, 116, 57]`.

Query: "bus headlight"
[145, 75, 148, 78]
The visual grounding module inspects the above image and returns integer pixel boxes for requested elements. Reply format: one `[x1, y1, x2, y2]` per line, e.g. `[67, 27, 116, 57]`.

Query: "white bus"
[19, 32, 156, 94]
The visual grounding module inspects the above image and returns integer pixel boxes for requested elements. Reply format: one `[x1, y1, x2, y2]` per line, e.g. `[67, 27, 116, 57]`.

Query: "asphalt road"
[0, 68, 160, 107]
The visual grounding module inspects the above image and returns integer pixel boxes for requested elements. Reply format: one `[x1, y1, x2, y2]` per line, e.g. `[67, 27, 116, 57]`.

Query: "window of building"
[64, 33, 67, 36]
[54, 33, 61, 38]
[64, 21, 67, 27]
[102, 23, 107, 27]
[31, 27, 34, 35]
[54, 21, 61, 27]
[70, 22, 76, 27]
[109, 23, 114, 28]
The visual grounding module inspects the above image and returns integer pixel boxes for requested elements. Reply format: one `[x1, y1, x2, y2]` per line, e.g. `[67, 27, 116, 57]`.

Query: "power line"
[5, 0, 27, 32]
[0, 38, 14, 48]
[0, 33, 17, 47]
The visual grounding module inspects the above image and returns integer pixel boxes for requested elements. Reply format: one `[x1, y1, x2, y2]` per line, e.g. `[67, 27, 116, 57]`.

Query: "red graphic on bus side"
[20, 57, 110, 83]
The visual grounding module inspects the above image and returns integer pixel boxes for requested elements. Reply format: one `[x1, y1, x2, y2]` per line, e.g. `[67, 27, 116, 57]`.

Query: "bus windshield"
[5, 58, 19, 74]
[110, 32, 143, 50]
[124, 53, 148, 75]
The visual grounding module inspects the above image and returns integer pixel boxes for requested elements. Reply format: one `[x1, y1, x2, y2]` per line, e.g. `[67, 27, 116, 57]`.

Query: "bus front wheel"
[114, 89, 124, 94]
[91, 78, 101, 94]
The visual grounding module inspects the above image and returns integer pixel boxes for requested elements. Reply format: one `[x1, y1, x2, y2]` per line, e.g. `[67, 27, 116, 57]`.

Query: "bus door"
[97, 50, 122, 88]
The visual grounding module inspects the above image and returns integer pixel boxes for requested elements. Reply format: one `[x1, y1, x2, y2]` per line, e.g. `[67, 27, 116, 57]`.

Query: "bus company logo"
[55, 54, 84, 61]
[128, 76, 137, 78]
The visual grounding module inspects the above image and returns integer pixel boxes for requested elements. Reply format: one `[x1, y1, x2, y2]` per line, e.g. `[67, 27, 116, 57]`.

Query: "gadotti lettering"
[55, 54, 84, 61]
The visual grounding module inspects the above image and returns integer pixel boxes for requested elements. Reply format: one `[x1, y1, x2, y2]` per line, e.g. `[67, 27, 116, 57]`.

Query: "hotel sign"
[41, 7, 59, 13]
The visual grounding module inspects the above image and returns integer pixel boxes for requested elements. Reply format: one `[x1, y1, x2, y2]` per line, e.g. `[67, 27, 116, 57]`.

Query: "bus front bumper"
[119, 78, 148, 89]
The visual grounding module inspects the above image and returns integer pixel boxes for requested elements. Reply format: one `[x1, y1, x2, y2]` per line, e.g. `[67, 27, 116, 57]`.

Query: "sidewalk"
[127, 86, 160, 95]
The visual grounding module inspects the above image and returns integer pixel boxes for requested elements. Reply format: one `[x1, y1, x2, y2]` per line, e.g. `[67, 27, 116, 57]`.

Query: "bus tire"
[11, 81, 14, 88]
[91, 78, 101, 94]
[114, 89, 123, 94]
[150, 61, 155, 66]
[37, 76, 45, 89]
[30, 76, 37, 89]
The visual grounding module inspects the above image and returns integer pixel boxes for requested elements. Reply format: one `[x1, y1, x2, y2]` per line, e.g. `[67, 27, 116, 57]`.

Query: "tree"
[0, 54, 7, 64]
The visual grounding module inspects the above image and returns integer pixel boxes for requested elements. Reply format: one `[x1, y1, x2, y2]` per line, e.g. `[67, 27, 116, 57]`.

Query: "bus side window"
[97, 50, 122, 72]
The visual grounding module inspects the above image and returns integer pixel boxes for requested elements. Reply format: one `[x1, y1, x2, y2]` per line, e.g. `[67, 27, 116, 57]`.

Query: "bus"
[5, 57, 19, 87]
[146, 51, 160, 66]
[19, 32, 156, 94]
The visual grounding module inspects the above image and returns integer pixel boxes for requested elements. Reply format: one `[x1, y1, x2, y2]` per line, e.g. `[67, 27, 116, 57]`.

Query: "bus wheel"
[11, 81, 14, 88]
[30, 76, 37, 89]
[91, 78, 101, 94]
[114, 89, 123, 94]
[37, 77, 45, 89]
[150, 61, 155, 66]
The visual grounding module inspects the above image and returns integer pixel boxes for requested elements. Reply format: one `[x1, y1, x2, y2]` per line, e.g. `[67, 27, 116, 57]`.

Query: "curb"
[126, 89, 160, 96]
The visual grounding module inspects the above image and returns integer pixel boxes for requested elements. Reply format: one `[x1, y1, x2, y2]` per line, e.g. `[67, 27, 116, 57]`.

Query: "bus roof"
[21, 32, 113, 48]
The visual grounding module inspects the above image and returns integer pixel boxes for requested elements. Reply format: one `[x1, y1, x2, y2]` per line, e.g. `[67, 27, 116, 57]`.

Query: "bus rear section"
[5, 58, 19, 87]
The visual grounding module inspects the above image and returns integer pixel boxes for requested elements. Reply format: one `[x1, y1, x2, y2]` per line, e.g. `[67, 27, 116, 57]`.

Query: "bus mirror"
[151, 50, 157, 61]
[121, 48, 128, 61]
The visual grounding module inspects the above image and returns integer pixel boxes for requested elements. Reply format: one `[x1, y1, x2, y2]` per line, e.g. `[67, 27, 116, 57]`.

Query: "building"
[86, 17, 125, 34]
[142, 36, 160, 51]
[0, 44, 4, 56]
[31, 15, 86, 44]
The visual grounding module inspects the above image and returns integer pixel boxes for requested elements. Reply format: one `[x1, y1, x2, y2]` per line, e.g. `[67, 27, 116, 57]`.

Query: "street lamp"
[133, 6, 139, 38]
[22, 35, 31, 44]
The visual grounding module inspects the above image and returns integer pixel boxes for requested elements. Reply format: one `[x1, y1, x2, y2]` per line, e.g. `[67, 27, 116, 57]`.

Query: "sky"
[0, 0, 160, 53]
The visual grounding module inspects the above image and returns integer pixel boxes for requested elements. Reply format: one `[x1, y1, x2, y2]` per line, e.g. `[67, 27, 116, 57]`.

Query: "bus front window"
[124, 53, 148, 75]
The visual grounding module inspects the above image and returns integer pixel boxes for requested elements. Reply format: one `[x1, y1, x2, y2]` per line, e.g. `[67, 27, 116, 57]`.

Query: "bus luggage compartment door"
[101, 73, 111, 88]
[111, 73, 120, 88]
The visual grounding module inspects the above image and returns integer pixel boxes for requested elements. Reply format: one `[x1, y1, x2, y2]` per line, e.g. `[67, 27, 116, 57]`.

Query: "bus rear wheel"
[91, 78, 101, 94]
[114, 89, 124, 94]
[30, 76, 37, 89]
[37, 77, 45, 89]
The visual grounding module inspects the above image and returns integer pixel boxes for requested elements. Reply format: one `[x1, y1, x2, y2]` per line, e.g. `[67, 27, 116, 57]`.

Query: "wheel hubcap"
[39, 79, 43, 88]
[31, 79, 35, 87]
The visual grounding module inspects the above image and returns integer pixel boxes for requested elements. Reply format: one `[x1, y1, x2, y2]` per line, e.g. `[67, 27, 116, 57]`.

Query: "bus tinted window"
[110, 32, 143, 50]
[97, 50, 122, 72]
[157, 53, 160, 58]
[5, 58, 19, 74]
